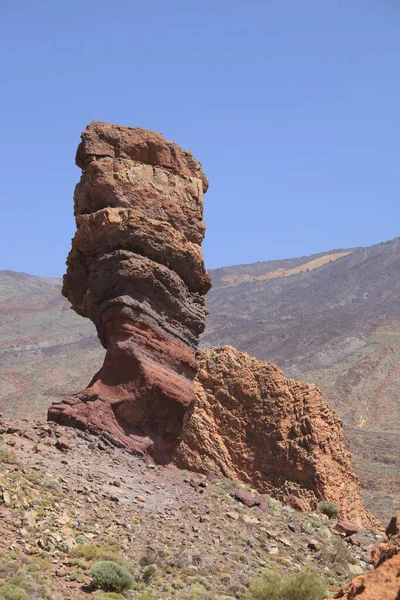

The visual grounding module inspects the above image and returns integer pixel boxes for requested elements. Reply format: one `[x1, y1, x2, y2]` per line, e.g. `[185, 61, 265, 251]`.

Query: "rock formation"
[48, 123, 376, 528]
[329, 553, 400, 599]
[175, 346, 377, 526]
[48, 122, 210, 462]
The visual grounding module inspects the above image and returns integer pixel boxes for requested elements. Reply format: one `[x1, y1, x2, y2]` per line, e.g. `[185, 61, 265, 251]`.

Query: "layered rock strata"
[48, 122, 210, 462]
[175, 346, 377, 527]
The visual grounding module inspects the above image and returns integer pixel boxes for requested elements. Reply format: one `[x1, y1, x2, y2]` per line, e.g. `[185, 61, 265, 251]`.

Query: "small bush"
[317, 501, 339, 519]
[90, 561, 134, 592]
[326, 537, 357, 570]
[250, 570, 281, 600]
[281, 571, 326, 600]
[249, 569, 325, 600]
[70, 544, 123, 565]
[0, 555, 19, 579]
[142, 564, 157, 584]
[0, 585, 31, 600]
[95, 593, 126, 600]
[0, 450, 16, 464]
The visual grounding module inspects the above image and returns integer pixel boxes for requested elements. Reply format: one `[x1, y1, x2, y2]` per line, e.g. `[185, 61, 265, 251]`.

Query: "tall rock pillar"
[48, 122, 210, 462]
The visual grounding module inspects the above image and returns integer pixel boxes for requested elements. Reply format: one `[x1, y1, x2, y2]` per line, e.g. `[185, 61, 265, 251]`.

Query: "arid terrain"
[1, 236, 399, 521]
[0, 417, 388, 599]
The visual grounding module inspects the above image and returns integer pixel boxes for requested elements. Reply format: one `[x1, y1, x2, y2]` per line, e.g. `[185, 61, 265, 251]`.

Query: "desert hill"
[1, 236, 400, 520]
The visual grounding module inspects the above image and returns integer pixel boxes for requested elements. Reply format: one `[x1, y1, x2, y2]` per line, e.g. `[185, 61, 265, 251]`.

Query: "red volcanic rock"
[234, 489, 260, 508]
[333, 520, 360, 537]
[329, 553, 400, 599]
[175, 346, 378, 527]
[287, 495, 312, 513]
[48, 122, 210, 463]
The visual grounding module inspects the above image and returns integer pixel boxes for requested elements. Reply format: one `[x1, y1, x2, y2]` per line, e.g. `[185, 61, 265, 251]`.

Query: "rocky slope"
[0, 417, 388, 600]
[327, 523, 400, 600]
[49, 122, 210, 462]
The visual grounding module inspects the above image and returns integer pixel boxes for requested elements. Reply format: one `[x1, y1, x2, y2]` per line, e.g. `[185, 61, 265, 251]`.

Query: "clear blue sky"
[0, 0, 399, 276]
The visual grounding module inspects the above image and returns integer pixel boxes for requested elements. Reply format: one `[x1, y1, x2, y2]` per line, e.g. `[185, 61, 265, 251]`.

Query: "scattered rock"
[234, 489, 259, 507]
[55, 436, 70, 452]
[190, 477, 208, 488]
[348, 563, 364, 576]
[2, 490, 11, 505]
[307, 539, 321, 552]
[334, 520, 360, 536]
[242, 514, 260, 525]
[226, 511, 240, 521]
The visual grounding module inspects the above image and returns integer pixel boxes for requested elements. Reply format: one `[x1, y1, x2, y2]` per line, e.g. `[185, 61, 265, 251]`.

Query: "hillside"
[0, 270, 103, 418]
[0, 417, 386, 599]
[0, 237, 399, 520]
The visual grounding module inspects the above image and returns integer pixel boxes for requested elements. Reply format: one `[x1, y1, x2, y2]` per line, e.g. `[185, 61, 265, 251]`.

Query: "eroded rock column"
[48, 122, 210, 462]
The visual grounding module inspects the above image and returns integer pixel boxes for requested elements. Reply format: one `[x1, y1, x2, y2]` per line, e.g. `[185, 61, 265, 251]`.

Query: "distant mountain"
[0, 236, 399, 520]
[0, 270, 103, 418]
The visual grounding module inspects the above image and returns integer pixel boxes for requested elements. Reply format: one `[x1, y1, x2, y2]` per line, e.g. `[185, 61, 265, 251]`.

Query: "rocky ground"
[0, 418, 387, 600]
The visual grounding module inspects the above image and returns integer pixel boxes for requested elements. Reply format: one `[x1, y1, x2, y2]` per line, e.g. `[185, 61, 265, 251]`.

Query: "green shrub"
[142, 564, 157, 584]
[281, 571, 326, 600]
[95, 593, 126, 600]
[317, 501, 339, 519]
[249, 569, 326, 600]
[0, 585, 30, 600]
[0, 555, 19, 579]
[249, 570, 281, 600]
[0, 450, 16, 464]
[326, 537, 357, 570]
[5, 572, 48, 599]
[89, 561, 134, 592]
[70, 543, 123, 565]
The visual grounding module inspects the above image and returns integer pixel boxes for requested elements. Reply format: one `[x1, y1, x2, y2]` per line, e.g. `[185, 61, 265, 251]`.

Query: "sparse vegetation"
[0, 423, 379, 599]
[69, 543, 124, 565]
[142, 564, 158, 584]
[249, 569, 326, 600]
[94, 593, 126, 600]
[0, 449, 16, 464]
[89, 561, 134, 592]
[324, 537, 357, 571]
[317, 501, 339, 519]
[0, 586, 30, 600]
